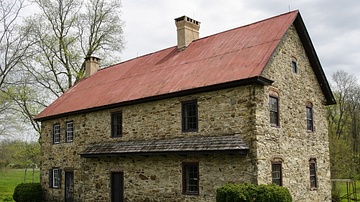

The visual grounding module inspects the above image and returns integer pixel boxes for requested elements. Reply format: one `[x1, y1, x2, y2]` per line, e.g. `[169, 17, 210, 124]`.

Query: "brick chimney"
[175, 16, 200, 50]
[84, 56, 101, 78]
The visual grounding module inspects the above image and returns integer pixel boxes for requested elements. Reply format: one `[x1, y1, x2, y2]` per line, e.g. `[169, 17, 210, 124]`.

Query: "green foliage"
[0, 140, 40, 169]
[216, 183, 292, 202]
[0, 169, 40, 201]
[13, 183, 43, 202]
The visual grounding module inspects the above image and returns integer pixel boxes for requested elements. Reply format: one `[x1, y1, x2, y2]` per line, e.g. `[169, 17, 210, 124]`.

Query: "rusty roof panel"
[36, 11, 299, 120]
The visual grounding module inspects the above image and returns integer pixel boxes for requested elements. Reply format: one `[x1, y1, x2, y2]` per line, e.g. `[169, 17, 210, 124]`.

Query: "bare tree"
[0, 0, 34, 137]
[328, 70, 357, 139]
[12, 0, 124, 134]
[23, 0, 124, 99]
[328, 70, 360, 178]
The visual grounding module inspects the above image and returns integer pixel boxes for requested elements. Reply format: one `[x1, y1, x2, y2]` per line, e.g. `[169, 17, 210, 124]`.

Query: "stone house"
[35, 10, 336, 202]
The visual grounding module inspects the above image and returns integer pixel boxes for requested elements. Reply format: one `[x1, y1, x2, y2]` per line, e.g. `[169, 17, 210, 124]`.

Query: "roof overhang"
[35, 76, 273, 121]
[80, 135, 249, 158]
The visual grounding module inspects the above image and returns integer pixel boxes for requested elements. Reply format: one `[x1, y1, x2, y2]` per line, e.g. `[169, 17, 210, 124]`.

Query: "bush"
[216, 183, 292, 202]
[13, 183, 43, 202]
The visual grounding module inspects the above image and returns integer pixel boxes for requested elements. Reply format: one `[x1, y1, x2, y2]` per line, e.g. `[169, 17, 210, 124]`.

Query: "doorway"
[65, 171, 74, 202]
[111, 172, 124, 202]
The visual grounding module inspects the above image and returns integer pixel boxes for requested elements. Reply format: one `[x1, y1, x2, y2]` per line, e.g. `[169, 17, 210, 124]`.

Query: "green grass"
[0, 168, 40, 202]
[332, 180, 360, 202]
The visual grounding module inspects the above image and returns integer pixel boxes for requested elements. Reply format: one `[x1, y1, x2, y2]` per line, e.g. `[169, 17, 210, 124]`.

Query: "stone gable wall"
[257, 25, 331, 201]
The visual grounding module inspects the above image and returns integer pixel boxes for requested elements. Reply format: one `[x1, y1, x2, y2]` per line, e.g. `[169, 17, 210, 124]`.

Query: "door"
[65, 171, 74, 202]
[111, 172, 124, 202]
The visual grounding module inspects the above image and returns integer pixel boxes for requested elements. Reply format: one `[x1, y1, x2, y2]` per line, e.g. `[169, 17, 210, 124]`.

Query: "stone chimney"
[175, 16, 200, 50]
[84, 56, 101, 78]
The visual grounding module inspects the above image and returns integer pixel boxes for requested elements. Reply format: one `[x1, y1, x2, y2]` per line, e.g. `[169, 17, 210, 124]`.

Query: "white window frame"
[53, 168, 60, 188]
[53, 124, 60, 144]
[66, 121, 74, 142]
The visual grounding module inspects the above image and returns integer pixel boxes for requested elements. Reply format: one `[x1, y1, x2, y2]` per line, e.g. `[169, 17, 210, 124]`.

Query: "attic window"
[291, 58, 298, 74]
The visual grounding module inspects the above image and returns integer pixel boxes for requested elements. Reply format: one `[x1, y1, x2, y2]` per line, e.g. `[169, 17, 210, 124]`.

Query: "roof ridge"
[190, 10, 299, 44]
[100, 10, 299, 72]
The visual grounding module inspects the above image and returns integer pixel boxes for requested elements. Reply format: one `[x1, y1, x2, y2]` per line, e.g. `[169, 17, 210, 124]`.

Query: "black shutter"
[49, 169, 53, 188]
[59, 169, 62, 188]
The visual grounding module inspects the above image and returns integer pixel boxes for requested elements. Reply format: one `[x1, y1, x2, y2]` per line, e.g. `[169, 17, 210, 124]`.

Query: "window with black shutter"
[49, 168, 61, 188]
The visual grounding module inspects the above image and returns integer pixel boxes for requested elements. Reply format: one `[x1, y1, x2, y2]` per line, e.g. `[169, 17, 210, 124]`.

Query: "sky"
[120, 0, 360, 81]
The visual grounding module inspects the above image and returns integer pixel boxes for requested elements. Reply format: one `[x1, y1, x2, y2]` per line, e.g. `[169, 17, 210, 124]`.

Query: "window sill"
[310, 187, 318, 191]
[183, 192, 199, 196]
[270, 125, 280, 128]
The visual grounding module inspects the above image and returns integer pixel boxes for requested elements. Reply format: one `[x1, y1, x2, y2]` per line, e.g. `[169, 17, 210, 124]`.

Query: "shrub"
[216, 183, 292, 202]
[13, 183, 43, 202]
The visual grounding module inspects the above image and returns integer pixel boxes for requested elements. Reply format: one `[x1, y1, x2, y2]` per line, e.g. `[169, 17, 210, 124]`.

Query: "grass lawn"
[0, 168, 40, 202]
[332, 180, 360, 202]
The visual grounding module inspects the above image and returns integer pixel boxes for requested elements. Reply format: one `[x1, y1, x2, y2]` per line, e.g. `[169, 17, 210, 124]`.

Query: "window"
[306, 104, 314, 131]
[182, 100, 198, 132]
[111, 112, 122, 137]
[182, 162, 199, 195]
[53, 124, 60, 144]
[292, 60, 298, 74]
[49, 168, 61, 188]
[309, 159, 317, 189]
[271, 162, 282, 186]
[269, 96, 279, 126]
[66, 121, 74, 142]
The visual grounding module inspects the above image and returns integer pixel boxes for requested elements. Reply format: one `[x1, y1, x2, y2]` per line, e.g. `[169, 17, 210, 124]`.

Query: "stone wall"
[40, 85, 258, 201]
[256, 25, 331, 201]
[80, 155, 253, 202]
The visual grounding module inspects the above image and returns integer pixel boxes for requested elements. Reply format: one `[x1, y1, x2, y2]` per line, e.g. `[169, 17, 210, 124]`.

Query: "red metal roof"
[36, 11, 300, 120]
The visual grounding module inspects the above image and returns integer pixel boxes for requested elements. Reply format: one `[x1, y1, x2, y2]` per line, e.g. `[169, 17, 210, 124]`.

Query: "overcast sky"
[120, 0, 360, 81]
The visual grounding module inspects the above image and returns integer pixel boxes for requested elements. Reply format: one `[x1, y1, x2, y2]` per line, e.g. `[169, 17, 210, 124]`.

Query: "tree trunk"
[23, 167, 27, 183]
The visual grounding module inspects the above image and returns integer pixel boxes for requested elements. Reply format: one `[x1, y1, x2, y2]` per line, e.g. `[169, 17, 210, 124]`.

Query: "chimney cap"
[85, 56, 101, 62]
[174, 16, 200, 25]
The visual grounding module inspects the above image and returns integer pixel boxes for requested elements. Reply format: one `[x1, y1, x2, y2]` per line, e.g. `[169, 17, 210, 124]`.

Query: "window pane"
[309, 160, 317, 188]
[272, 163, 282, 186]
[53, 169, 60, 188]
[111, 112, 122, 137]
[53, 124, 60, 144]
[269, 97, 279, 126]
[292, 61, 298, 73]
[182, 101, 198, 132]
[183, 163, 199, 194]
[66, 122, 74, 142]
[306, 106, 313, 131]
